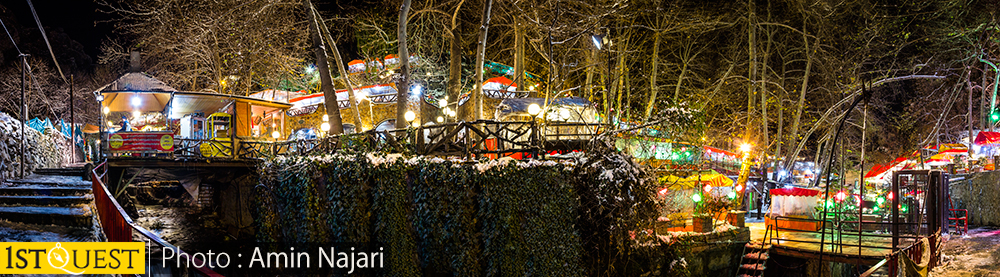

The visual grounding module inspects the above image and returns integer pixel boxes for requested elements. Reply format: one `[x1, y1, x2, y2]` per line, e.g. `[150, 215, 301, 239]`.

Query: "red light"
[735, 184, 744, 193]
[835, 191, 846, 202]
[658, 188, 669, 196]
[703, 185, 713, 194]
[888, 192, 894, 200]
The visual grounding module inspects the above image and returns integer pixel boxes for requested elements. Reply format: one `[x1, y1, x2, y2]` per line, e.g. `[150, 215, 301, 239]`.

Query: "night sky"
[3, 0, 110, 61]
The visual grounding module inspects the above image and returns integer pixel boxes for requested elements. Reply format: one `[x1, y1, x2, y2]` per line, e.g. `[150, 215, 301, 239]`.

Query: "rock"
[0, 112, 69, 177]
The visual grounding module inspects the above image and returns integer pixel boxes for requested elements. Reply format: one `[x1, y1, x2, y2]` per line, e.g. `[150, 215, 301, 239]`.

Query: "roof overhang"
[100, 91, 292, 118]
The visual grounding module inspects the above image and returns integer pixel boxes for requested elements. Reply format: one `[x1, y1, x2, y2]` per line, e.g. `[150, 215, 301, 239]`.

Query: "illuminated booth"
[96, 73, 291, 157]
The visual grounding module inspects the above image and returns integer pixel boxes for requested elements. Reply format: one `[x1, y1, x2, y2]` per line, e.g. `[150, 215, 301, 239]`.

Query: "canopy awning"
[924, 153, 954, 165]
[770, 187, 822, 197]
[95, 72, 177, 113]
[661, 170, 735, 189]
[496, 97, 592, 114]
[246, 89, 301, 103]
[484, 76, 517, 91]
[975, 131, 1000, 146]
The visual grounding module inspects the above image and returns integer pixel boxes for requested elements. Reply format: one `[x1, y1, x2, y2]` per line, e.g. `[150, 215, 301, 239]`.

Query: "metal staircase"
[735, 224, 772, 277]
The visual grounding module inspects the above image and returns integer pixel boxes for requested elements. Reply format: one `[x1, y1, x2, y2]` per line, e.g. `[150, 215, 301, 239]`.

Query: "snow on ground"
[932, 227, 1000, 277]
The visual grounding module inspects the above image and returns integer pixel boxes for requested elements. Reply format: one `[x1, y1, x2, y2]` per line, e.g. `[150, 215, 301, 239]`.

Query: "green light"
[826, 200, 834, 208]
[901, 205, 908, 213]
[876, 197, 885, 205]
[692, 194, 702, 202]
[727, 191, 736, 199]
[992, 112, 1000, 121]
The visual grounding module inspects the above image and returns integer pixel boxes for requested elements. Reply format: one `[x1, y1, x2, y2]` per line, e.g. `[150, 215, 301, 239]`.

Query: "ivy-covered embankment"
[253, 147, 690, 276]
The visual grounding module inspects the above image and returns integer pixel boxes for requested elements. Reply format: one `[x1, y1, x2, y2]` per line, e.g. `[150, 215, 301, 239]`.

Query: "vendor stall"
[767, 187, 823, 231]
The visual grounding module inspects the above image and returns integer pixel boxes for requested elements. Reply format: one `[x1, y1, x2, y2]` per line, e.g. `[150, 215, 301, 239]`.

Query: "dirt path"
[932, 227, 1000, 277]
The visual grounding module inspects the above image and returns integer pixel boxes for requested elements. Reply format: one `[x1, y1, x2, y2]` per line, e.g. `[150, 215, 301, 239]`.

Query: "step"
[0, 187, 92, 196]
[0, 195, 93, 206]
[6, 175, 91, 187]
[33, 168, 85, 176]
[744, 251, 769, 260]
[0, 206, 92, 227]
[740, 263, 766, 271]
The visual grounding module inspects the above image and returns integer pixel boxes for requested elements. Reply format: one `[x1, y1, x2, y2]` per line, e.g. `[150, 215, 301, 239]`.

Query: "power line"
[0, 17, 22, 54]
[26, 0, 67, 84]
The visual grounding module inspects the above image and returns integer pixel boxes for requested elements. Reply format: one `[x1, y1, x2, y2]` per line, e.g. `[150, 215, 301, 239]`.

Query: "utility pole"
[70, 74, 75, 163]
[20, 54, 28, 179]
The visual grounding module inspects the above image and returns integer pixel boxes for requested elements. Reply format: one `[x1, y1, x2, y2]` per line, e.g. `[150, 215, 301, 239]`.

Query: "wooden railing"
[157, 120, 610, 161]
[860, 230, 941, 277]
[91, 160, 223, 277]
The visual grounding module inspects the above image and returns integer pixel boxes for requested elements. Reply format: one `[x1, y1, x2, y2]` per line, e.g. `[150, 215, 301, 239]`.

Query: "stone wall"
[0, 112, 69, 178]
[674, 227, 751, 276]
[951, 171, 1000, 226]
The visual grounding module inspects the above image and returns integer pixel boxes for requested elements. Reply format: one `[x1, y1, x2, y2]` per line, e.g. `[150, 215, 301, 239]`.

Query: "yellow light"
[322, 114, 329, 122]
[412, 121, 420, 128]
[95, 139, 101, 145]
[740, 143, 752, 153]
[436, 116, 444, 123]
[559, 109, 571, 120]
[527, 104, 541, 116]
[404, 111, 416, 122]
[132, 110, 141, 119]
[271, 131, 281, 139]
[320, 122, 330, 132]
[107, 121, 113, 126]
[102, 107, 110, 115]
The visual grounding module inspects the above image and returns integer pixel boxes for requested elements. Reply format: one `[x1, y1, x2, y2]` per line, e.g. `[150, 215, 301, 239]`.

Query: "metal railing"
[91, 160, 223, 277]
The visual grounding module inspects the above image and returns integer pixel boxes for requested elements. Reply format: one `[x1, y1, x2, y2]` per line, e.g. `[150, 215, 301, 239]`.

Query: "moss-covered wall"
[951, 171, 1000, 226]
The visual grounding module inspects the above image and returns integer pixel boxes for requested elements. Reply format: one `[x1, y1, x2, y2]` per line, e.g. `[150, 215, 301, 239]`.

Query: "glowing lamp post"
[527, 103, 541, 158]
[320, 114, 331, 137]
[404, 110, 416, 125]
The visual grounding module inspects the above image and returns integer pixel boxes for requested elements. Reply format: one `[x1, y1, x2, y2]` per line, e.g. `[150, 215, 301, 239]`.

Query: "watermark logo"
[0, 242, 145, 275]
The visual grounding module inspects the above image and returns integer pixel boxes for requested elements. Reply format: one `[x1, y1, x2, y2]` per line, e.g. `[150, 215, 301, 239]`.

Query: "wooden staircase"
[736, 224, 772, 277]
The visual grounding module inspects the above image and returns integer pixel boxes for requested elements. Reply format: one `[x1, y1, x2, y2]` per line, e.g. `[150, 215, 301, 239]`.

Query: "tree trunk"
[784, 20, 812, 168]
[616, 44, 626, 120]
[315, 8, 363, 133]
[473, 0, 494, 120]
[303, 0, 343, 134]
[396, 0, 412, 128]
[515, 21, 528, 98]
[644, 31, 660, 121]
[671, 61, 687, 103]
[968, 70, 974, 158]
[585, 49, 595, 101]
[760, 24, 772, 171]
[746, 0, 756, 142]
[775, 59, 786, 176]
[448, 1, 465, 122]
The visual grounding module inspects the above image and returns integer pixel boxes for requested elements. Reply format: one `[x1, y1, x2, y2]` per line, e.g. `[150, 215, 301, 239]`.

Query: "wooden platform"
[748, 222, 916, 265]
[107, 157, 255, 168]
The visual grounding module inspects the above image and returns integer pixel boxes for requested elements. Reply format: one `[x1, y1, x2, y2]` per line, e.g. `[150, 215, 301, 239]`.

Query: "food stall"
[96, 73, 291, 158]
